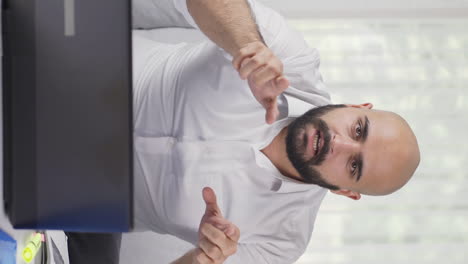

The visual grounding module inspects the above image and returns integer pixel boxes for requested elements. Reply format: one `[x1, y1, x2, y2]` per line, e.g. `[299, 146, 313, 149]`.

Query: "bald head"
[359, 110, 420, 195]
[285, 103, 420, 199]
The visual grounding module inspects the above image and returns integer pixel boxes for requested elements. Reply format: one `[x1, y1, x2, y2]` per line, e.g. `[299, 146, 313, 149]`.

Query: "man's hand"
[233, 41, 290, 124]
[193, 187, 240, 264]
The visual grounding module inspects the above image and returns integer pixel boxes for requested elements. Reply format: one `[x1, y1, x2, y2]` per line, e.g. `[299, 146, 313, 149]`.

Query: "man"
[130, 0, 421, 263]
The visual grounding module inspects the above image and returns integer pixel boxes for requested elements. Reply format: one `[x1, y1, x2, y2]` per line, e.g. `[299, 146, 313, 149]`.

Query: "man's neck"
[260, 127, 303, 181]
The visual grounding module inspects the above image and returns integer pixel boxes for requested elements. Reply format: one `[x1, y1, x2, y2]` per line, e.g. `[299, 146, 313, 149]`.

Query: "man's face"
[286, 104, 346, 190]
[286, 103, 419, 197]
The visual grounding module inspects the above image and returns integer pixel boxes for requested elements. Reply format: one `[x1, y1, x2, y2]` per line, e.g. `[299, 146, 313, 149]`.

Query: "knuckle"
[225, 248, 234, 256]
[226, 243, 238, 256]
[239, 47, 248, 56]
[251, 57, 261, 66]
[195, 252, 204, 262]
[267, 51, 274, 59]
[239, 70, 247, 79]
[214, 251, 223, 261]
[211, 231, 221, 241]
[253, 78, 261, 87]
[207, 246, 217, 256]
[207, 216, 217, 223]
[215, 256, 225, 264]
[278, 61, 284, 71]
[268, 64, 279, 75]
[263, 97, 274, 105]
[201, 223, 210, 235]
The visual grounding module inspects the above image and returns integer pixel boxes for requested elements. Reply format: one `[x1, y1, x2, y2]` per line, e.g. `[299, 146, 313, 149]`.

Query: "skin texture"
[172, 188, 240, 264]
[262, 103, 421, 199]
[188, 0, 289, 124]
[196, 188, 240, 263]
[233, 42, 289, 124]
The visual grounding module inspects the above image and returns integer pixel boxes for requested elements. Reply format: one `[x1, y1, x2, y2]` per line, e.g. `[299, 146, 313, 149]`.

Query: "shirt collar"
[252, 146, 322, 193]
[284, 94, 315, 118]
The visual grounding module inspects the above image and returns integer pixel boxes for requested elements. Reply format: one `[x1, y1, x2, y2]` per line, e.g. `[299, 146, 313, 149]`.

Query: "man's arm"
[181, 0, 289, 124]
[186, 0, 262, 57]
[171, 248, 195, 264]
[172, 188, 240, 264]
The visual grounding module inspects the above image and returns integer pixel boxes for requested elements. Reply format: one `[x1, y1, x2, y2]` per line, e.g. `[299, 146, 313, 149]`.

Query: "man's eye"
[351, 160, 357, 173]
[355, 123, 362, 138]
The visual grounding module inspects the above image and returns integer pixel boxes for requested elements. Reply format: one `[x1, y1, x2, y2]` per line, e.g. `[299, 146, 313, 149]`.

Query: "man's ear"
[346, 103, 373, 109]
[330, 189, 362, 200]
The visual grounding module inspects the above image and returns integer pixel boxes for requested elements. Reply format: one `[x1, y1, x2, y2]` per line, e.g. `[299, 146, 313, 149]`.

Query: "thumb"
[202, 187, 222, 217]
[265, 98, 279, 125]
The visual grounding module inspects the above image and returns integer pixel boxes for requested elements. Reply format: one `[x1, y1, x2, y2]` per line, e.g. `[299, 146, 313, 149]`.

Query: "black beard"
[285, 104, 345, 187]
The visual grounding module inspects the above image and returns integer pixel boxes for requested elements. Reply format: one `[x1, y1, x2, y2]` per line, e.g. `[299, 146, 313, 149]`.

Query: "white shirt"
[132, 1, 332, 263]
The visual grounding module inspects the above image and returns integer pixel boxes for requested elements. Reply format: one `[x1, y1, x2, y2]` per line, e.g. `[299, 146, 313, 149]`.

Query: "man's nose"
[332, 134, 360, 154]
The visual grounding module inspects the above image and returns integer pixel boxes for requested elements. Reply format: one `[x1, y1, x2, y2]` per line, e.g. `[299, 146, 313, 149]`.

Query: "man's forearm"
[187, 0, 264, 56]
[171, 248, 196, 264]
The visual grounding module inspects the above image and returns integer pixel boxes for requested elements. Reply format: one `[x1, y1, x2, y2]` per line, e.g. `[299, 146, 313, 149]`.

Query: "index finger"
[208, 216, 240, 242]
[200, 223, 230, 253]
[224, 225, 240, 242]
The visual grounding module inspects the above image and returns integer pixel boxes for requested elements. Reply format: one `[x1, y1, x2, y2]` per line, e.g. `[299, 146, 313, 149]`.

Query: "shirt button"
[270, 179, 282, 192]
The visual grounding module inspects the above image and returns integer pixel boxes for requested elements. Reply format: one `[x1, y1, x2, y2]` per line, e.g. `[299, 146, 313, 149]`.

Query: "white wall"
[261, 0, 468, 18]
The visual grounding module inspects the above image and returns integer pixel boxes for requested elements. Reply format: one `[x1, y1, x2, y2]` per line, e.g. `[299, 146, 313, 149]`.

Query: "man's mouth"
[306, 129, 321, 158]
[313, 131, 321, 156]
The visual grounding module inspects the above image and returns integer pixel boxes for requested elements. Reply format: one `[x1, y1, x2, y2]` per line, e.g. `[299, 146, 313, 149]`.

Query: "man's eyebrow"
[356, 153, 363, 182]
[355, 116, 369, 181]
[361, 115, 370, 142]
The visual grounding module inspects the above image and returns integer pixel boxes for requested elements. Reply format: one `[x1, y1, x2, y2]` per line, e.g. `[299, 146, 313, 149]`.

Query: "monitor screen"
[2, 0, 133, 232]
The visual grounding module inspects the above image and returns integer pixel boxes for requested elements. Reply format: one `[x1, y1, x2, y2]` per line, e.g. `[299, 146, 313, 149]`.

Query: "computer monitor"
[2, 0, 133, 232]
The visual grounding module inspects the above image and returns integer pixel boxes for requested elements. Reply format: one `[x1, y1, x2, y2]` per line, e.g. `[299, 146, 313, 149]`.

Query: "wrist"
[171, 248, 197, 264]
[232, 41, 268, 71]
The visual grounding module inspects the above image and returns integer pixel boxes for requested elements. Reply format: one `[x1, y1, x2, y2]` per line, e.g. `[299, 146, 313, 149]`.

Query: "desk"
[0, 210, 43, 264]
[1, 203, 69, 264]
[1, 155, 68, 264]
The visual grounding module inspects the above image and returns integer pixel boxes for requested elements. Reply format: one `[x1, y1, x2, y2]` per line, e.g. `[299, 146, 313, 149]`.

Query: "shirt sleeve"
[173, 0, 331, 112]
[172, 0, 199, 29]
[224, 241, 305, 264]
[249, 0, 332, 110]
[223, 207, 317, 264]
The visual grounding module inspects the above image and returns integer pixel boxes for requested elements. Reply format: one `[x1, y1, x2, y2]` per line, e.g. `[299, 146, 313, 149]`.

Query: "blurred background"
[291, 17, 468, 264]
[274, 0, 468, 263]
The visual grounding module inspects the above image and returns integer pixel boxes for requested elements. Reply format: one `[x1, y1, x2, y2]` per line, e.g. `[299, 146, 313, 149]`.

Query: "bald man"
[129, 0, 421, 264]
